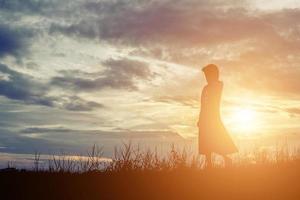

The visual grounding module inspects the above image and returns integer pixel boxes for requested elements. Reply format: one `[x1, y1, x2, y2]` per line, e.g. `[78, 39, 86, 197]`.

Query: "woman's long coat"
[198, 81, 238, 154]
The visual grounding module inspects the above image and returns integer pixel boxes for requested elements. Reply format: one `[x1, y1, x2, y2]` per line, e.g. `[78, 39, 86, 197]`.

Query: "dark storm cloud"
[51, 58, 153, 91]
[0, 64, 103, 111]
[0, 24, 32, 58]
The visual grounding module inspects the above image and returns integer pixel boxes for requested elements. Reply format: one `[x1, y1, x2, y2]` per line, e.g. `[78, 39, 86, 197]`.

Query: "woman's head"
[202, 64, 219, 84]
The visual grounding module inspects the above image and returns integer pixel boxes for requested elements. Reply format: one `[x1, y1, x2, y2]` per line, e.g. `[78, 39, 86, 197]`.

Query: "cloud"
[21, 126, 72, 134]
[48, 1, 300, 68]
[48, 1, 300, 98]
[49, 0, 283, 47]
[285, 107, 300, 117]
[0, 0, 54, 13]
[221, 63, 300, 97]
[21, 126, 183, 140]
[154, 95, 198, 108]
[0, 64, 103, 111]
[103, 58, 152, 79]
[51, 58, 153, 91]
[60, 96, 104, 111]
[0, 64, 54, 106]
[0, 24, 32, 58]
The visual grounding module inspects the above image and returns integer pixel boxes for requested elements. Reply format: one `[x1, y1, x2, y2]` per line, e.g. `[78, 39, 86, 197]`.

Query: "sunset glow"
[0, 0, 299, 164]
[230, 108, 258, 134]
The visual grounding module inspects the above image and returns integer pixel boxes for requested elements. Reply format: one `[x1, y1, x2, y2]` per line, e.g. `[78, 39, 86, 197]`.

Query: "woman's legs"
[205, 153, 212, 168]
[222, 154, 232, 167]
[205, 153, 233, 168]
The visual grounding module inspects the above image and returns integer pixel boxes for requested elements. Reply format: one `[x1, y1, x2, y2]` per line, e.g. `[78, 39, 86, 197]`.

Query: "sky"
[0, 0, 300, 163]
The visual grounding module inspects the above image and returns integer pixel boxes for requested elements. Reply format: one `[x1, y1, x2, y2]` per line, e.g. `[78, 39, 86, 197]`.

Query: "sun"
[234, 108, 255, 123]
[230, 107, 259, 134]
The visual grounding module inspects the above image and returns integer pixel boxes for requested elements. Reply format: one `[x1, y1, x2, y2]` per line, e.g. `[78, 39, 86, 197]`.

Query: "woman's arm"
[197, 86, 207, 127]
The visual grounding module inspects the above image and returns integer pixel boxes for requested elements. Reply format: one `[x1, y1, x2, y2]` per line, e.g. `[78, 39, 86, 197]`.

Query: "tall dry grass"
[20, 142, 299, 173]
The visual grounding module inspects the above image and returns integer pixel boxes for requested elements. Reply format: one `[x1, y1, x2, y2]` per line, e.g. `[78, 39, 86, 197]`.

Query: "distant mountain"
[0, 127, 191, 157]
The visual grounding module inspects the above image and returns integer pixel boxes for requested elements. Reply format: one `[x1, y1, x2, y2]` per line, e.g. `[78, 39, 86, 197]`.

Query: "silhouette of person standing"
[197, 64, 238, 167]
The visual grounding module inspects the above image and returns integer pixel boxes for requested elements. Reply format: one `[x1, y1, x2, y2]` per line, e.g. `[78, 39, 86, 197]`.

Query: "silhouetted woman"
[197, 64, 238, 167]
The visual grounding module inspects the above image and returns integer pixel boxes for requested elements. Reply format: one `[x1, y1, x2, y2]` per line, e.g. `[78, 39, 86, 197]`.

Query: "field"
[1, 143, 300, 200]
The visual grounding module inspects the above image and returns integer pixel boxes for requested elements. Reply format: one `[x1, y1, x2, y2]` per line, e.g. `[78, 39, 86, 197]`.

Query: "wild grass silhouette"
[1, 143, 300, 200]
